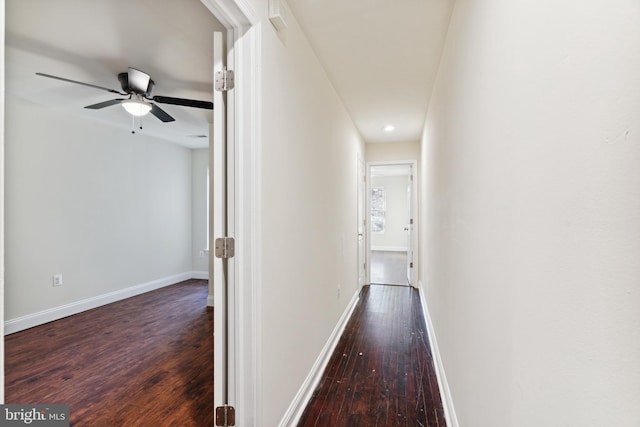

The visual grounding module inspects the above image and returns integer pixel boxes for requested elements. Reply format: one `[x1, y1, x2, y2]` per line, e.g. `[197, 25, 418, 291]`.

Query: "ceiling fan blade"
[151, 95, 213, 110]
[128, 68, 151, 94]
[85, 99, 126, 109]
[36, 72, 125, 95]
[150, 103, 175, 122]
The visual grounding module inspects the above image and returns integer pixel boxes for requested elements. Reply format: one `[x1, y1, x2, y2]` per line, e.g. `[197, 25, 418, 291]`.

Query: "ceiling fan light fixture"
[122, 99, 152, 117]
[37, 69, 211, 124]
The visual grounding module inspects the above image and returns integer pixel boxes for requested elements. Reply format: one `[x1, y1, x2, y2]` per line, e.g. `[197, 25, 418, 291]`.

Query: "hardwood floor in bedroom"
[298, 284, 446, 427]
[5, 279, 213, 427]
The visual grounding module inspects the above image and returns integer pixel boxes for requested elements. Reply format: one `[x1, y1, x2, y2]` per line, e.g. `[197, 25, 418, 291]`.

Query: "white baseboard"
[279, 290, 360, 427]
[371, 246, 408, 252]
[417, 280, 459, 427]
[5, 271, 204, 335]
[192, 270, 209, 280]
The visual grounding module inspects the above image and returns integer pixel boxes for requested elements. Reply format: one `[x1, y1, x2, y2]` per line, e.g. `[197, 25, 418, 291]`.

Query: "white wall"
[191, 148, 209, 275]
[5, 95, 193, 324]
[255, 4, 365, 425]
[366, 140, 420, 163]
[421, 1, 640, 426]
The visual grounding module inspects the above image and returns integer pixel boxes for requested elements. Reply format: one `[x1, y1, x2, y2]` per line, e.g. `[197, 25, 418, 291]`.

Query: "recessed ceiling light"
[383, 125, 395, 132]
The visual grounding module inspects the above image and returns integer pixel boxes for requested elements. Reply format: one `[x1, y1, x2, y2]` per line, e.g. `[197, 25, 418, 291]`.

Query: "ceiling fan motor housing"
[118, 72, 155, 97]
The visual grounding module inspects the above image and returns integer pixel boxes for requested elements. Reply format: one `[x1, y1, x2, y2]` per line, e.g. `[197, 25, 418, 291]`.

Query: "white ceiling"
[5, 0, 455, 148]
[287, 0, 455, 143]
[5, 0, 225, 149]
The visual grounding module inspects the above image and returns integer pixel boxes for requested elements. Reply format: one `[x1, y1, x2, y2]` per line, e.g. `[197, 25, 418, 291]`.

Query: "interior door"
[357, 156, 366, 289]
[406, 165, 414, 285]
[211, 30, 236, 425]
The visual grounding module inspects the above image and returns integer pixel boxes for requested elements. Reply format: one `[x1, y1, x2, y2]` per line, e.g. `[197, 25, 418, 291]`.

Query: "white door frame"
[0, 0, 6, 403]
[366, 160, 419, 287]
[200, 0, 260, 425]
[357, 155, 366, 291]
[211, 29, 232, 423]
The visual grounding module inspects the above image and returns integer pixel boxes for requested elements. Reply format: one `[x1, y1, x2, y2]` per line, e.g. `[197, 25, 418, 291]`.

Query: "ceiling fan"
[36, 67, 213, 123]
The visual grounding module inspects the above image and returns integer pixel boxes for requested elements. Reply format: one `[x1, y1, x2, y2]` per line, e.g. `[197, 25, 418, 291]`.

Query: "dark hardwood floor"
[298, 284, 446, 427]
[5, 279, 213, 426]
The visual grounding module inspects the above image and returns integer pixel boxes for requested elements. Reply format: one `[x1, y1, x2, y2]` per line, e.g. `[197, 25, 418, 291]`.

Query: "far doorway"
[367, 161, 417, 286]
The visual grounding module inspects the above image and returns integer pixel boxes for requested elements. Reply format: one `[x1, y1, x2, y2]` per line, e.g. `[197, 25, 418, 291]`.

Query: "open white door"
[357, 156, 366, 289]
[406, 164, 414, 285]
[211, 30, 236, 426]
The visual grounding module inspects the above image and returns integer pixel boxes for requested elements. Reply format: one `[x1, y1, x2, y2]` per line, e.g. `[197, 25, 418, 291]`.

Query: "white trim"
[371, 246, 408, 252]
[199, 1, 260, 424]
[0, 0, 5, 402]
[246, 25, 263, 427]
[192, 270, 209, 280]
[279, 290, 360, 427]
[201, 0, 257, 28]
[4, 272, 203, 335]
[417, 281, 459, 427]
[233, 25, 261, 426]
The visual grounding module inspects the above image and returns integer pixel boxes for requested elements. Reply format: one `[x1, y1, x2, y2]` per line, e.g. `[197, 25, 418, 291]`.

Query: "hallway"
[298, 284, 445, 426]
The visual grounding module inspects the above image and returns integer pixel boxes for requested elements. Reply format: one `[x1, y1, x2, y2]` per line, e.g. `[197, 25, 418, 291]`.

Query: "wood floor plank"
[5, 279, 213, 426]
[298, 284, 446, 427]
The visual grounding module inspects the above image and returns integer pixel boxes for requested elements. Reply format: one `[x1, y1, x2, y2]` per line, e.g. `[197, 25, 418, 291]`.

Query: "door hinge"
[215, 237, 235, 259]
[410, 262, 414, 268]
[215, 68, 235, 92]
[215, 405, 236, 426]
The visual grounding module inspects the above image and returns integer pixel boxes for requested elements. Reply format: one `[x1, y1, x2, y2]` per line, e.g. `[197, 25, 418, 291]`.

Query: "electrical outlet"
[199, 250, 205, 258]
[53, 274, 63, 287]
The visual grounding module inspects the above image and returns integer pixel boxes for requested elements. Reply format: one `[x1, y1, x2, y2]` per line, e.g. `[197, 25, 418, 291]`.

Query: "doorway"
[200, 1, 258, 425]
[367, 161, 417, 286]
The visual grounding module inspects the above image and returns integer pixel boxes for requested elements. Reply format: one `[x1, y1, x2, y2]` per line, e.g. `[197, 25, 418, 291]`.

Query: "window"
[371, 187, 386, 233]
